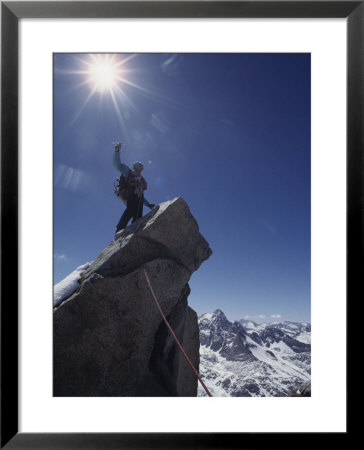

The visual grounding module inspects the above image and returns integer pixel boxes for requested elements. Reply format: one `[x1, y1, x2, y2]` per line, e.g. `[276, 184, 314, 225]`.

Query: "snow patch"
[295, 331, 311, 344]
[53, 262, 92, 307]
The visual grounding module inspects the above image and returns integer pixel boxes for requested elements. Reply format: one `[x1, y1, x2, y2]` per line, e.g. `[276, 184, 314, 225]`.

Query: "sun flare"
[85, 54, 124, 93]
[62, 53, 171, 135]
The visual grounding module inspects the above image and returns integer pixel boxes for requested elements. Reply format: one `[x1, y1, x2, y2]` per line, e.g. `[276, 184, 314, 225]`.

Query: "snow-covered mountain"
[198, 310, 311, 397]
[239, 318, 311, 344]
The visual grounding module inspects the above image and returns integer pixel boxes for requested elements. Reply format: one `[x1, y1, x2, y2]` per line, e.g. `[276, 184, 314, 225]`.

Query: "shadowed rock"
[53, 197, 212, 396]
[290, 381, 311, 397]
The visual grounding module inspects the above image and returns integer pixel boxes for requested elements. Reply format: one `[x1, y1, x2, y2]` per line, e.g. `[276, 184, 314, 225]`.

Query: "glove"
[148, 203, 155, 209]
[115, 143, 121, 152]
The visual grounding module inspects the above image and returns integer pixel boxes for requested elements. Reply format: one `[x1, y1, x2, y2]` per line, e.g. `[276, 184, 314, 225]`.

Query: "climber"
[113, 142, 155, 233]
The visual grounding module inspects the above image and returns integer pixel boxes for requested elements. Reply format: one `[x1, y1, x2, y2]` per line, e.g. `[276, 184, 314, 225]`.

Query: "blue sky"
[53, 53, 310, 323]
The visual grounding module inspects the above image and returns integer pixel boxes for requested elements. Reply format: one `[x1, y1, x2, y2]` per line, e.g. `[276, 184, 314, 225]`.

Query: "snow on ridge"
[238, 319, 258, 331]
[199, 310, 231, 323]
[244, 335, 310, 380]
[295, 331, 311, 344]
[201, 312, 310, 330]
[53, 261, 92, 307]
[199, 313, 213, 321]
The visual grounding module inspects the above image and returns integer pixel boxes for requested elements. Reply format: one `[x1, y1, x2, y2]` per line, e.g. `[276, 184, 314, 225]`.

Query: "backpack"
[113, 169, 146, 203]
[113, 172, 130, 204]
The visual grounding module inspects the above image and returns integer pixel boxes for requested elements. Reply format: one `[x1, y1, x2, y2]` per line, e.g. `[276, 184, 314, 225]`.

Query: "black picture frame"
[1, 1, 356, 448]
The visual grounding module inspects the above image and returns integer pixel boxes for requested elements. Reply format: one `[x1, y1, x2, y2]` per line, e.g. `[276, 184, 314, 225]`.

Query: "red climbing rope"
[133, 191, 213, 397]
[143, 267, 213, 397]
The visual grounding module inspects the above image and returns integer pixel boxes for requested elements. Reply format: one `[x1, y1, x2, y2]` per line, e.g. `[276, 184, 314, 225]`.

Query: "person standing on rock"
[113, 142, 155, 234]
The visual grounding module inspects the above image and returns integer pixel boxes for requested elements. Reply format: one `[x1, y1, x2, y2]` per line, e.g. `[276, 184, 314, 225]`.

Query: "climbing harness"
[134, 194, 213, 397]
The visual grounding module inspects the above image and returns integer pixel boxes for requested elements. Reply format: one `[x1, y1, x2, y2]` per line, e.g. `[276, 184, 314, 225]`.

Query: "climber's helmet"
[133, 161, 144, 175]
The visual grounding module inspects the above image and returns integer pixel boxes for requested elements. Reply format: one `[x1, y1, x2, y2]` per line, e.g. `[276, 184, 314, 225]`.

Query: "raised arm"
[112, 147, 130, 177]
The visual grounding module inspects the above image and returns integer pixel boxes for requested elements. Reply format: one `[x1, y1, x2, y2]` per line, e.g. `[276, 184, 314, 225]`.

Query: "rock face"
[289, 381, 311, 397]
[53, 197, 212, 397]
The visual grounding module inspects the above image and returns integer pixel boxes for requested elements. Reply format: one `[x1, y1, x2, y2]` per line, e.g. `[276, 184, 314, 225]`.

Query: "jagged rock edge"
[54, 248, 192, 311]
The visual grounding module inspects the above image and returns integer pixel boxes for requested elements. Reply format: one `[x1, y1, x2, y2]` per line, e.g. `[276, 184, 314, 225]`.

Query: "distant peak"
[213, 309, 226, 317]
[198, 309, 229, 322]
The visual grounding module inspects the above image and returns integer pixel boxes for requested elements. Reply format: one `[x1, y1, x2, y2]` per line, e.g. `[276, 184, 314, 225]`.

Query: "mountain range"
[198, 309, 311, 397]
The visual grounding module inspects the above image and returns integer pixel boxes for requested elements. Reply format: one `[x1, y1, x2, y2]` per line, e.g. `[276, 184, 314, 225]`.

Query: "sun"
[62, 53, 171, 134]
[85, 54, 124, 93]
